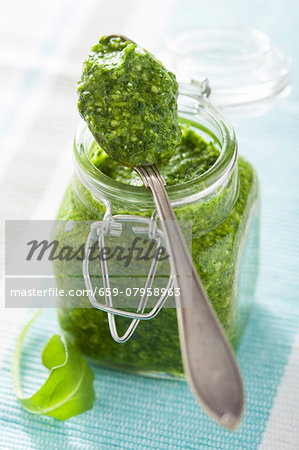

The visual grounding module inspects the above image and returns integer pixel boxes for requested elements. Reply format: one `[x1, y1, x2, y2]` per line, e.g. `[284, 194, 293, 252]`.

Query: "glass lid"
[159, 27, 292, 115]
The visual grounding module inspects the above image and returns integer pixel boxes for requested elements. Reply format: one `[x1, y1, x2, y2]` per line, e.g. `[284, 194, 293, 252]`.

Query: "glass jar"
[53, 89, 259, 379]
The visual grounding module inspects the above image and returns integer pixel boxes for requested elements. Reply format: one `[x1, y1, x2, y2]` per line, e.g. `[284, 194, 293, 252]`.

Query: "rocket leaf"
[12, 310, 96, 420]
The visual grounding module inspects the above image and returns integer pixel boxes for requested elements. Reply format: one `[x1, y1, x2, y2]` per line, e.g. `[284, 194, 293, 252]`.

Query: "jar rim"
[74, 92, 237, 209]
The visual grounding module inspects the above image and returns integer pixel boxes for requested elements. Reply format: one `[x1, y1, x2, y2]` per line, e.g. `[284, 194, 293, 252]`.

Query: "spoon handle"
[136, 165, 244, 429]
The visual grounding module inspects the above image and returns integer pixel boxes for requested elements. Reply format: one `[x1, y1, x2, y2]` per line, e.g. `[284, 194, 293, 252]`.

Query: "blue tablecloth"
[1, 0, 298, 448]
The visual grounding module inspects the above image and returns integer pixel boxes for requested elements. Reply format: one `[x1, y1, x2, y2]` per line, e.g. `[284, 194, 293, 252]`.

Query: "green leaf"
[12, 310, 96, 420]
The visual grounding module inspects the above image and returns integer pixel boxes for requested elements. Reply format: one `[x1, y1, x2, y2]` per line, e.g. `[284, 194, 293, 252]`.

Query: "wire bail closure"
[83, 213, 173, 343]
[191, 77, 211, 98]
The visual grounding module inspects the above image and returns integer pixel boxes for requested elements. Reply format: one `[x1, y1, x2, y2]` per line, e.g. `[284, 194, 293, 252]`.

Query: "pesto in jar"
[90, 127, 219, 186]
[55, 124, 259, 377]
[77, 36, 181, 167]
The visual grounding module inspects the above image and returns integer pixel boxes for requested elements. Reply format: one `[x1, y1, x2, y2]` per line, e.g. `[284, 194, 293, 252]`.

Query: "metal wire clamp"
[83, 214, 173, 343]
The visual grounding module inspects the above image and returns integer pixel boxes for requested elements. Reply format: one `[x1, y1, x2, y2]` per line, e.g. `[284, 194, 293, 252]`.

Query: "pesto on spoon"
[78, 35, 181, 167]
[77, 35, 244, 429]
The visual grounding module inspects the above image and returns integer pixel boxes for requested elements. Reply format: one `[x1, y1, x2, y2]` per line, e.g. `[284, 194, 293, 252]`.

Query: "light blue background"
[1, 0, 298, 448]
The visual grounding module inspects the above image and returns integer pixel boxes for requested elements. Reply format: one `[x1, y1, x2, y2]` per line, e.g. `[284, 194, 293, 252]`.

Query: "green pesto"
[90, 127, 219, 187]
[77, 36, 181, 167]
[54, 129, 259, 377]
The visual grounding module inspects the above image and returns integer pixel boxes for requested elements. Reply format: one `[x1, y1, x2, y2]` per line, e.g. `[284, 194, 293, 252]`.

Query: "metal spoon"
[102, 35, 245, 429]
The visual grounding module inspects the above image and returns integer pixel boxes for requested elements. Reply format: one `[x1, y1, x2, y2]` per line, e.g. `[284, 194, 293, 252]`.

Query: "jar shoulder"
[56, 179, 104, 221]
